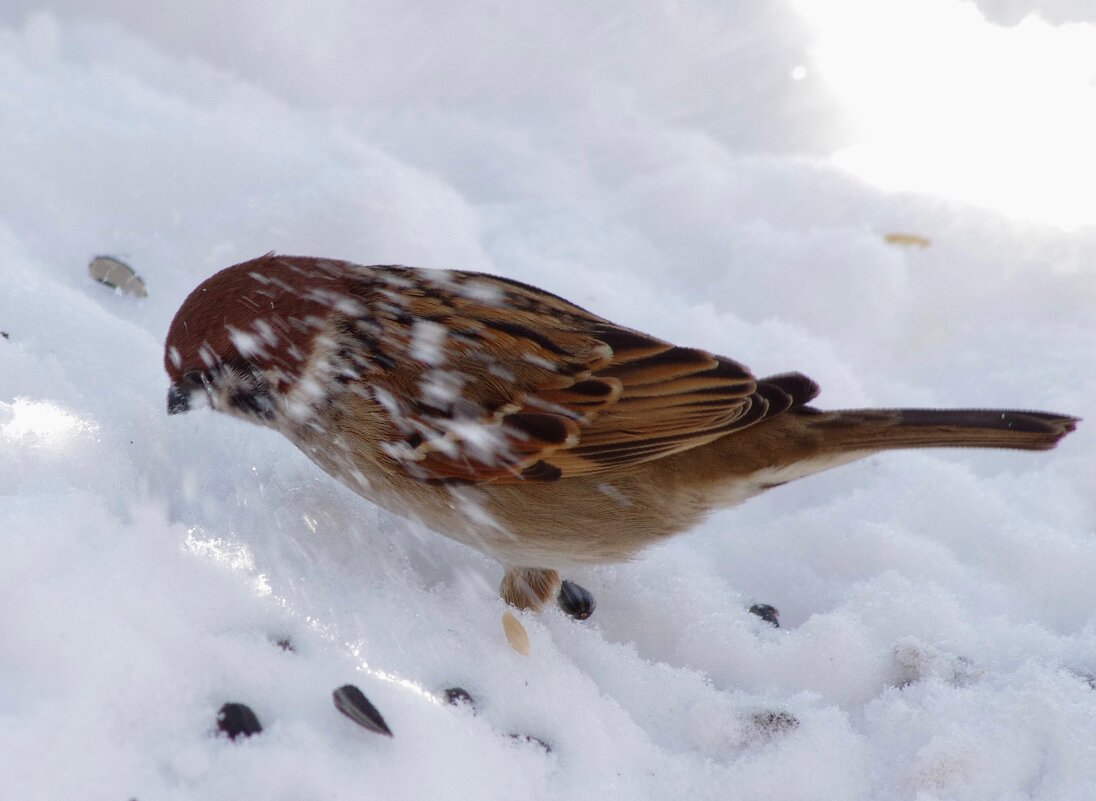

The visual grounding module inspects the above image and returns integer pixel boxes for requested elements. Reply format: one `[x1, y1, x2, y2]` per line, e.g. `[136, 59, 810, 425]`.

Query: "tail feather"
[803, 408, 1079, 452]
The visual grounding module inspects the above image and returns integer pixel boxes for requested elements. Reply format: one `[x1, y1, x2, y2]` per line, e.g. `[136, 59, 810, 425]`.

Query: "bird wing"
[341, 267, 776, 483]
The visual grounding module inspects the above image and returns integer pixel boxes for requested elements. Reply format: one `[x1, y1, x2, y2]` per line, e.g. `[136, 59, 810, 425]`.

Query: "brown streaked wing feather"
[340, 268, 616, 482]
[539, 345, 760, 477]
[341, 266, 768, 483]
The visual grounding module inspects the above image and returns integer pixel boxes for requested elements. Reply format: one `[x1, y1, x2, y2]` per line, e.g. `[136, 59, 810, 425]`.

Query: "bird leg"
[499, 567, 561, 612]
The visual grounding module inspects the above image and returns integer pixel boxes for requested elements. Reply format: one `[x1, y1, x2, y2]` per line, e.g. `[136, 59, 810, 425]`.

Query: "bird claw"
[499, 567, 561, 612]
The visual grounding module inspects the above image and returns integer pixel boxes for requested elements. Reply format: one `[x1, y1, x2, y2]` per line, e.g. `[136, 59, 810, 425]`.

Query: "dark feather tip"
[521, 460, 563, 481]
[503, 412, 576, 445]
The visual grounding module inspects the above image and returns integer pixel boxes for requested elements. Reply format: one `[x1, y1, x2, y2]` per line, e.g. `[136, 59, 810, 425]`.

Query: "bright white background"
[1, 2, 1095, 799]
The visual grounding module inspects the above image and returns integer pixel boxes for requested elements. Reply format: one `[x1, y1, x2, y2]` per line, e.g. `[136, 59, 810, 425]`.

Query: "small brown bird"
[164, 255, 1078, 613]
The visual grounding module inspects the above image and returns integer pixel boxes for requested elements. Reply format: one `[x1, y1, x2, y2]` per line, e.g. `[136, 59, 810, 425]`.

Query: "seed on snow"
[332, 684, 393, 737]
[557, 580, 596, 620]
[88, 255, 147, 298]
[442, 687, 475, 709]
[216, 702, 262, 740]
[502, 611, 530, 655]
[748, 603, 780, 628]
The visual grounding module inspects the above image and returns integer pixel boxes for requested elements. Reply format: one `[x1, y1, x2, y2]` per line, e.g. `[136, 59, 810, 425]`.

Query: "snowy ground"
[2, 2, 1096, 799]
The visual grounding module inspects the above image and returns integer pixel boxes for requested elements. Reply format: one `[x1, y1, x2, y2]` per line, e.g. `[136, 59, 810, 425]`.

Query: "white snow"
[797, 0, 1096, 230]
[2, 2, 1095, 800]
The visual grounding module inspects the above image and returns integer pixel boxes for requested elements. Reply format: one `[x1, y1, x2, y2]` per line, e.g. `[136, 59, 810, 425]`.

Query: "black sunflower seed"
[333, 684, 393, 737]
[216, 702, 262, 740]
[442, 687, 475, 709]
[748, 603, 780, 628]
[558, 580, 596, 620]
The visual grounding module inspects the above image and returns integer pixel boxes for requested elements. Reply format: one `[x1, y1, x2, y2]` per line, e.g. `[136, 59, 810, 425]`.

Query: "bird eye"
[183, 370, 208, 388]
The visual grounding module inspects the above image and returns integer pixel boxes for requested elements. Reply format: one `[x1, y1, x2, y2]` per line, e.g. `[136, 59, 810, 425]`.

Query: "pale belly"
[294, 432, 799, 570]
[285, 400, 868, 570]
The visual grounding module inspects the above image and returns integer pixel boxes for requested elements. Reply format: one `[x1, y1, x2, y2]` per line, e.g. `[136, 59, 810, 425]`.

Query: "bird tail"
[802, 408, 1078, 453]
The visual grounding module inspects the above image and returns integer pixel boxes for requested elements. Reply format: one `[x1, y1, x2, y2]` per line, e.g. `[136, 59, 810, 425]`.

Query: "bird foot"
[500, 567, 561, 612]
[499, 568, 597, 620]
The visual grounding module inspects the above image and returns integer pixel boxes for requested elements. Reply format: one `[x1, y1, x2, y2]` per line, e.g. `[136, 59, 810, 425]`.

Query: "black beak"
[167, 385, 190, 415]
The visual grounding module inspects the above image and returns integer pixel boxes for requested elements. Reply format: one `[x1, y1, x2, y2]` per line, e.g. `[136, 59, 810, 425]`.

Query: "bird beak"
[167, 384, 190, 415]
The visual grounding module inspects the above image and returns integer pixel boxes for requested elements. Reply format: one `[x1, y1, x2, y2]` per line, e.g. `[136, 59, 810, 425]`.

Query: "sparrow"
[165, 254, 1078, 613]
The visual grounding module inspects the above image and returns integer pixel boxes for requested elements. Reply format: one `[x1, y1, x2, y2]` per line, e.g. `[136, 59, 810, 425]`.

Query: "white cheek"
[191, 390, 214, 411]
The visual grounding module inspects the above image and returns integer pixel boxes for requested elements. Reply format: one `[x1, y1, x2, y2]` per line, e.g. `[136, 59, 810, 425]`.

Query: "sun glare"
[794, 0, 1096, 230]
[0, 398, 98, 444]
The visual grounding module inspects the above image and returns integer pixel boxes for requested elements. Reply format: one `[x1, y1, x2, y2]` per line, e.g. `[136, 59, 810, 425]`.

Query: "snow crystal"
[226, 326, 266, 359]
[0, 398, 98, 444]
[409, 319, 448, 366]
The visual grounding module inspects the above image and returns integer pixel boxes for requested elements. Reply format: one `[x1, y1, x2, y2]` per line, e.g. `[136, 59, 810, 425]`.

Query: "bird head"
[164, 255, 357, 425]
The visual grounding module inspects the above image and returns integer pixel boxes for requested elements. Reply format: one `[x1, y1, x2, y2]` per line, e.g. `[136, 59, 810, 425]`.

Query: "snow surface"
[2, 3, 1096, 800]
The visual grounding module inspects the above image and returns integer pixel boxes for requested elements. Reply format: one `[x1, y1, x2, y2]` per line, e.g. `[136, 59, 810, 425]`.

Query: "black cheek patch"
[229, 387, 276, 420]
